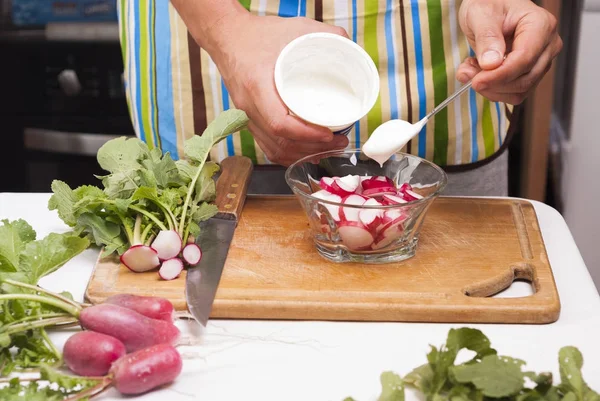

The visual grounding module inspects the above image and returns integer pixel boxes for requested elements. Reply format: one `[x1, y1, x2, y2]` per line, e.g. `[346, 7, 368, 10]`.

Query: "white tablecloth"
[1, 193, 599, 400]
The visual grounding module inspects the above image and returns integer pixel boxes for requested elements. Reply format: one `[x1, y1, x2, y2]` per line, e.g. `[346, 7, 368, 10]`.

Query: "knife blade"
[185, 156, 253, 326]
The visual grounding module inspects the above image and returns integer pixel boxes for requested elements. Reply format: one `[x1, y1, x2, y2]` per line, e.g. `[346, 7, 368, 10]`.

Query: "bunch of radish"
[59, 294, 185, 398]
[312, 174, 423, 251]
[120, 228, 202, 281]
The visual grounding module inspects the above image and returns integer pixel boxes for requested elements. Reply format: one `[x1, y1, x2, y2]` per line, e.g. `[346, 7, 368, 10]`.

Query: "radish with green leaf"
[47, 110, 250, 275]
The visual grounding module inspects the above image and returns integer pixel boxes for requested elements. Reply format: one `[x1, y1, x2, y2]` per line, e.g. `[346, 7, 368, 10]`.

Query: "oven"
[0, 22, 134, 192]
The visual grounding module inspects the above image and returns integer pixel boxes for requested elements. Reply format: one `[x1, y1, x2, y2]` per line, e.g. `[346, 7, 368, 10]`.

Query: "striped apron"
[117, 0, 512, 167]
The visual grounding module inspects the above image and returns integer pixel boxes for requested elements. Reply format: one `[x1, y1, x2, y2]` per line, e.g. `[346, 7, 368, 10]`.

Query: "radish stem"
[64, 376, 113, 401]
[128, 205, 168, 231]
[2, 279, 82, 310]
[141, 222, 154, 245]
[118, 214, 134, 245]
[41, 328, 62, 362]
[132, 214, 143, 245]
[179, 161, 208, 237]
[3, 312, 71, 328]
[0, 294, 81, 317]
[3, 316, 79, 335]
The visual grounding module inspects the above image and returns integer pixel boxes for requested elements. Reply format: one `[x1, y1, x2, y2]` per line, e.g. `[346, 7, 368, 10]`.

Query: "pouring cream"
[362, 118, 427, 167]
[362, 81, 474, 166]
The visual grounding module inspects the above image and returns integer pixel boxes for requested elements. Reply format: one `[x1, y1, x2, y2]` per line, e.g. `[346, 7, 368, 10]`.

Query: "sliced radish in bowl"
[362, 186, 397, 198]
[338, 221, 375, 251]
[312, 190, 342, 222]
[359, 198, 383, 232]
[331, 175, 361, 196]
[382, 194, 408, 205]
[319, 177, 336, 192]
[403, 189, 424, 201]
[340, 194, 367, 222]
[361, 176, 395, 191]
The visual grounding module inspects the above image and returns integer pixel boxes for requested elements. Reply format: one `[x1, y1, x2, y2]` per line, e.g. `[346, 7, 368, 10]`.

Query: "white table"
[2, 193, 599, 400]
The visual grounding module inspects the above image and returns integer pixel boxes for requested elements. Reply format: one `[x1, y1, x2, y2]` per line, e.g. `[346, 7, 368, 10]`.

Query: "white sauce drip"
[362, 119, 427, 166]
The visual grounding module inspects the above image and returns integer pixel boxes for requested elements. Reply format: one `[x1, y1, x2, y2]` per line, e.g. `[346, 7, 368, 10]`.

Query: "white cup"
[274, 32, 380, 135]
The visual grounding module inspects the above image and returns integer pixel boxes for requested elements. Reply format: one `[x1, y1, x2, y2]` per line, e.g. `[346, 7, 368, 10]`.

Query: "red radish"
[79, 304, 181, 353]
[120, 245, 160, 273]
[403, 189, 424, 201]
[381, 209, 408, 227]
[340, 194, 367, 222]
[361, 176, 395, 191]
[362, 186, 397, 198]
[399, 183, 413, 192]
[158, 258, 184, 281]
[359, 175, 372, 183]
[151, 230, 182, 261]
[382, 194, 408, 205]
[331, 175, 360, 196]
[338, 221, 374, 250]
[312, 190, 342, 222]
[359, 198, 383, 232]
[109, 344, 182, 395]
[182, 243, 202, 265]
[104, 294, 174, 323]
[63, 331, 126, 376]
[319, 177, 336, 192]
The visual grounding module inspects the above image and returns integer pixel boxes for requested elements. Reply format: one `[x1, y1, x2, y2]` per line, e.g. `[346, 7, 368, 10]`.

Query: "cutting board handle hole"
[463, 264, 537, 298]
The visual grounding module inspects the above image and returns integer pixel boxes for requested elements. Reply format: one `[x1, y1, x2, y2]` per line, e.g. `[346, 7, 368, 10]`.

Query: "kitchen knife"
[185, 156, 253, 326]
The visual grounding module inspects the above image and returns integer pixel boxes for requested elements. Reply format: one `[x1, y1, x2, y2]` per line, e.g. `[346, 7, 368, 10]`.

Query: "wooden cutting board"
[84, 196, 561, 324]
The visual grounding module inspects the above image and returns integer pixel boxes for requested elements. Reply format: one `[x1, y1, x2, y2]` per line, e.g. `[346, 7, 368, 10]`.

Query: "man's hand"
[457, 0, 563, 105]
[204, 13, 350, 166]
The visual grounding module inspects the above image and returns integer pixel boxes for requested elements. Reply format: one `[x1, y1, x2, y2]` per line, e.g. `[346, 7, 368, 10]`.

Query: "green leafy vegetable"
[346, 329, 599, 401]
[451, 355, 525, 397]
[378, 372, 404, 401]
[48, 109, 249, 255]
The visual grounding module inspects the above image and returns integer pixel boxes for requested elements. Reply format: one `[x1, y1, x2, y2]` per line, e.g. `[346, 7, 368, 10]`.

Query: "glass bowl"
[284, 148, 448, 264]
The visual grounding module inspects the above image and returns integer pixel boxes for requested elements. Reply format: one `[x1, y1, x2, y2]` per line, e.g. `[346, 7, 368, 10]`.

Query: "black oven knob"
[57, 69, 82, 96]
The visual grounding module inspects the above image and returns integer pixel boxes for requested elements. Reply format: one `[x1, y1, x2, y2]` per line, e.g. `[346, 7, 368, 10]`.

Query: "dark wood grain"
[214, 156, 253, 220]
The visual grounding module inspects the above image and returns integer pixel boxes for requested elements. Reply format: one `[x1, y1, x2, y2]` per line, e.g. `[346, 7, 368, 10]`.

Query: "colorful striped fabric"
[117, 0, 512, 166]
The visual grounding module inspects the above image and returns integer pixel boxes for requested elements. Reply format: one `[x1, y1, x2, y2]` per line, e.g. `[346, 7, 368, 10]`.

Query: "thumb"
[468, 11, 506, 70]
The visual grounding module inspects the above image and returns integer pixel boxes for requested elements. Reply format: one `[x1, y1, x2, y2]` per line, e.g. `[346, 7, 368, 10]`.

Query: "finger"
[248, 122, 348, 166]
[489, 49, 554, 94]
[457, 57, 482, 83]
[473, 15, 556, 88]
[465, 2, 506, 70]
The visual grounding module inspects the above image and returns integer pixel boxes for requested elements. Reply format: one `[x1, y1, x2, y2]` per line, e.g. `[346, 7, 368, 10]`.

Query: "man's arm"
[169, 0, 248, 56]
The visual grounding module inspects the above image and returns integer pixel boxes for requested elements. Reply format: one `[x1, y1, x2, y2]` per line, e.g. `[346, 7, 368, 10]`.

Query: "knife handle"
[214, 156, 254, 221]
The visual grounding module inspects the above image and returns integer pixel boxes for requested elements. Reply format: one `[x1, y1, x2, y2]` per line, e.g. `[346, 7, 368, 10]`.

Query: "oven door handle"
[24, 128, 132, 156]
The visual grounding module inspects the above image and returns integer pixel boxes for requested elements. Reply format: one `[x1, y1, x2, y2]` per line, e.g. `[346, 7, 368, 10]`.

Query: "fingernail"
[481, 50, 502, 66]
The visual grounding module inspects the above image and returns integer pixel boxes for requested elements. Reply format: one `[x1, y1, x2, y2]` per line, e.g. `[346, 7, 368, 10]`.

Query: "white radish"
[359, 198, 383, 232]
[340, 194, 367, 222]
[331, 175, 360, 196]
[158, 258, 184, 280]
[182, 244, 202, 265]
[151, 230, 183, 260]
[312, 190, 342, 222]
[338, 221, 374, 251]
[403, 189, 424, 201]
[382, 194, 408, 205]
[120, 245, 160, 273]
